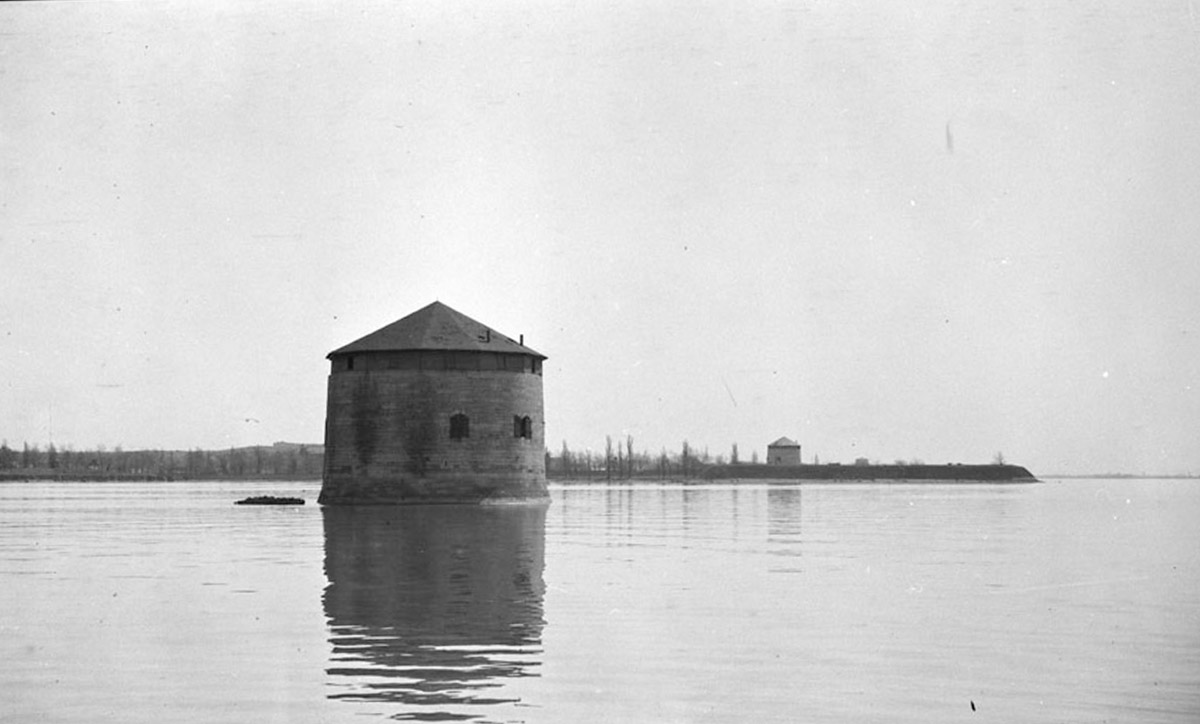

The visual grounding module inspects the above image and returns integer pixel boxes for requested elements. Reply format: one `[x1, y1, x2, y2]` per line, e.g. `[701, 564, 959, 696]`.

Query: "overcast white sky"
[3, 1, 1199, 474]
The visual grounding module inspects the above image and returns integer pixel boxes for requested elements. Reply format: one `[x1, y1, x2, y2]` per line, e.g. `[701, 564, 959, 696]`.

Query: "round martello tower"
[318, 302, 548, 505]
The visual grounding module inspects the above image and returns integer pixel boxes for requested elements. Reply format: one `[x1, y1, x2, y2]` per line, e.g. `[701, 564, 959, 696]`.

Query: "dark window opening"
[346, 355, 355, 371]
[514, 415, 533, 439]
[387, 352, 420, 370]
[422, 353, 445, 371]
[503, 355, 527, 372]
[450, 413, 470, 440]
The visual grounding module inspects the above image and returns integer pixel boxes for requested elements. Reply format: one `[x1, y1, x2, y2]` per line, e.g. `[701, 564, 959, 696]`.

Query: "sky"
[3, 1, 1199, 475]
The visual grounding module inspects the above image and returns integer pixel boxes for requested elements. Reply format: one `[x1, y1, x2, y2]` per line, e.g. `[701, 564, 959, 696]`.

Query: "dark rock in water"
[235, 496, 305, 506]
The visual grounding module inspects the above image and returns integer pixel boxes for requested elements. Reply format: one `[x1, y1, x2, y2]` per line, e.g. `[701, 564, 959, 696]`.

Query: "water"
[1, 479, 1197, 723]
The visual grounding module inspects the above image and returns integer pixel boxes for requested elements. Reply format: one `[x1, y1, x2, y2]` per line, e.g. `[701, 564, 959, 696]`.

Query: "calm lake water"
[2, 478, 1197, 723]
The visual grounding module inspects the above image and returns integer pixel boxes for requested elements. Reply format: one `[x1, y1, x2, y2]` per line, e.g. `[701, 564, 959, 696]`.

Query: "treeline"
[547, 437, 758, 480]
[0, 440, 324, 481]
[3, 436, 765, 482]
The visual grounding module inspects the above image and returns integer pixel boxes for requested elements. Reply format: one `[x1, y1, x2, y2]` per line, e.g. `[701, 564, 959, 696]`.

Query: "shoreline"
[0, 472, 322, 483]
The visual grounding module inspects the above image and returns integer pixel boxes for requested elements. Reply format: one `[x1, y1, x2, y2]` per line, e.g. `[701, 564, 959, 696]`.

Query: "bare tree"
[605, 436, 614, 481]
[560, 440, 573, 479]
[21, 443, 39, 469]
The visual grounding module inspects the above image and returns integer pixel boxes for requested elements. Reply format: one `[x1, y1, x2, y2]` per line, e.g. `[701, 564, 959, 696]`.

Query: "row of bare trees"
[546, 438, 759, 480]
[0, 440, 323, 480]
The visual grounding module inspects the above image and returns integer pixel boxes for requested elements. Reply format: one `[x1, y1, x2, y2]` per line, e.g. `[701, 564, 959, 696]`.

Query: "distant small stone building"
[767, 437, 802, 466]
[319, 302, 548, 505]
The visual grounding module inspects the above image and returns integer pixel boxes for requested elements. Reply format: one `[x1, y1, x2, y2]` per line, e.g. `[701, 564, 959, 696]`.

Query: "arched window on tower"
[514, 415, 533, 439]
[449, 413, 470, 440]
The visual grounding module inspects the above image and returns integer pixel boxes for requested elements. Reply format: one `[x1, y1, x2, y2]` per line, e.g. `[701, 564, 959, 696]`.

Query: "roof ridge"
[328, 302, 546, 359]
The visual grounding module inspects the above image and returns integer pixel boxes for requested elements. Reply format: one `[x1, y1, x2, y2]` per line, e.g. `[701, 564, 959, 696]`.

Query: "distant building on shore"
[767, 437, 802, 466]
[319, 301, 549, 505]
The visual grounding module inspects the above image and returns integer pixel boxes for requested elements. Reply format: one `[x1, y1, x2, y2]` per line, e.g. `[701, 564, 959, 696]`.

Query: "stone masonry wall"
[320, 364, 547, 504]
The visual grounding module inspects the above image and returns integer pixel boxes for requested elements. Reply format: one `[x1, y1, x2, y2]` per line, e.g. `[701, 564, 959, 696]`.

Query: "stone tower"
[319, 302, 548, 505]
[767, 437, 802, 466]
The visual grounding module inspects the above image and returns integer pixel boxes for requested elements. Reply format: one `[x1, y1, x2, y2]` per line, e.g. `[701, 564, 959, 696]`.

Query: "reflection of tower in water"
[766, 488, 805, 573]
[322, 505, 546, 716]
[768, 487, 803, 539]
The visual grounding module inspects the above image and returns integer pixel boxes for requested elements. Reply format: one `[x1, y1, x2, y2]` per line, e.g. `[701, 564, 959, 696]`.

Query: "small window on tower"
[449, 413, 469, 440]
[514, 415, 533, 439]
[346, 355, 355, 371]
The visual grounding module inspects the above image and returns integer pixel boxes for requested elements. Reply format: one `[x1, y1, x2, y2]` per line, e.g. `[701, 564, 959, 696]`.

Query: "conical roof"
[328, 301, 545, 359]
[769, 437, 799, 447]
